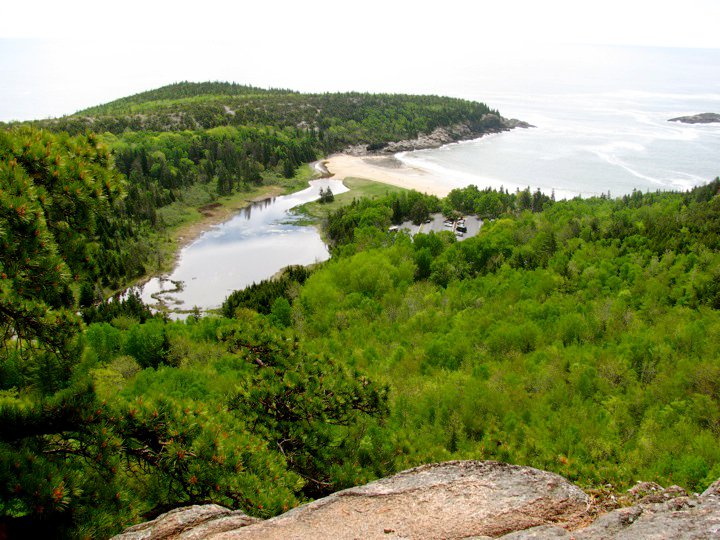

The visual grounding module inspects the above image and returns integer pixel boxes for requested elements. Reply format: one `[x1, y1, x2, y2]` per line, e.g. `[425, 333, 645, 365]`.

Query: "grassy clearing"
[263, 163, 319, 194]
[299, 177, 408, 220]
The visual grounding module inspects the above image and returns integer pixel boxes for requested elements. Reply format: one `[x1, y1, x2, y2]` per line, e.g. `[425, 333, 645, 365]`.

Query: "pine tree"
[0, 127, 128, 535]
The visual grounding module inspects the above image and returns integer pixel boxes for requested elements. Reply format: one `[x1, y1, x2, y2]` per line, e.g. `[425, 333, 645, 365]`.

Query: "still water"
[138, 179, 347, 316]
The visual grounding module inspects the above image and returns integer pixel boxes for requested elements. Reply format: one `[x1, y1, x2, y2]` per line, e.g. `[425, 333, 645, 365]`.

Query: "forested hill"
[75, 82, 294, 116]
[23, 81, 503, 152]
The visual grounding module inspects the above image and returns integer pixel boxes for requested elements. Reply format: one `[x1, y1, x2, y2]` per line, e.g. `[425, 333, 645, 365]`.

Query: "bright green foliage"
[219, 316, 390, 498]
[124, 320, 170, 368]
[296, 179, 720, 493]
[73, 312, 390, 535]
[0, 128, 129, 536]
[269, 297, 292, 328]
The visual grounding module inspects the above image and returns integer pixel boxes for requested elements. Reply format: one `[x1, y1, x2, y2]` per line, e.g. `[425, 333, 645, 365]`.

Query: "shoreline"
[324, 119, 532, 197]
[173, 185, 285, 252]
[342, 116, 532, 157]
[120, 184, 290, 295]
[323, 154, 454, 197]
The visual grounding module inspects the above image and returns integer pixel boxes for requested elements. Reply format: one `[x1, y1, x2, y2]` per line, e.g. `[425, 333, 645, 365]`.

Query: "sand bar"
[324, 154, 455, 197]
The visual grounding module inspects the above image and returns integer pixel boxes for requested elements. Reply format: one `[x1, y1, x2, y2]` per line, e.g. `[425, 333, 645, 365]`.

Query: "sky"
[1, 0, 719, 121]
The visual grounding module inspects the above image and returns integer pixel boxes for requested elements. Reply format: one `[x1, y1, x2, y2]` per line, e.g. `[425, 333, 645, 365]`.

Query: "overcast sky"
[2, 0, 719, 121]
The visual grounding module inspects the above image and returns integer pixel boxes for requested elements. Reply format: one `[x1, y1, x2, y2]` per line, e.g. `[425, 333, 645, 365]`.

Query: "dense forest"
[1, 84, 719, 538]
[18, 82, 503, 154]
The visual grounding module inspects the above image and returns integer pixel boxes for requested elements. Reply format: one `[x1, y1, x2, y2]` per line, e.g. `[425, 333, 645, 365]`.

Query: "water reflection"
[137, 179, 347, 318]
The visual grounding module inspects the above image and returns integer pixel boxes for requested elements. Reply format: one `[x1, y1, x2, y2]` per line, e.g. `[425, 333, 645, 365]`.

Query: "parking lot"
[397, 213, 483, 241]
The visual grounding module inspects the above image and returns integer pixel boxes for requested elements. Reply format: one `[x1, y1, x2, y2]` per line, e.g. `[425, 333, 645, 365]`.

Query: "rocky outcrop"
[669, 112, 720, 124]
[112, 461, 720, 540]
[507, 490, 720, 539]
[344, 116, 534, 156]
[112, 505, 260, 540]
[215, 461, 588, 539]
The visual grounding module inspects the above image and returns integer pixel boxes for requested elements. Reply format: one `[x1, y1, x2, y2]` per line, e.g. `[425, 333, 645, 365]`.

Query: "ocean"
[395, 46, 720, 199]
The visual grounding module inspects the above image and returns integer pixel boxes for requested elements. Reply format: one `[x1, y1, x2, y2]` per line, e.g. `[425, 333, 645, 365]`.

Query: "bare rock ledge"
[113, 460, 720, 540]
[342, 115, 534, 156]
[668, 112, 720, 124]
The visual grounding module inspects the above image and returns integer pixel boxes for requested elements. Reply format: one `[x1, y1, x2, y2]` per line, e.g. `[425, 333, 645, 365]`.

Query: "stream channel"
[136, 178, 348, 318]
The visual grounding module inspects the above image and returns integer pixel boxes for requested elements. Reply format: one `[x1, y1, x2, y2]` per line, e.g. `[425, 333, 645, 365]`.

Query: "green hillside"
[29, 81, 502, 153]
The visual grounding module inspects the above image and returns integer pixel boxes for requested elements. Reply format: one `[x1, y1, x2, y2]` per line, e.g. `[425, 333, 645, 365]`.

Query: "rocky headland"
[112, 460, 720, 540]
[668, 112, 720, 124]
[343, 115, 534, 156]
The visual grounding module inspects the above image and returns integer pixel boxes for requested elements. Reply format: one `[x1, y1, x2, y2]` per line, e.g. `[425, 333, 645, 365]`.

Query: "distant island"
[668, 112, 720, 124]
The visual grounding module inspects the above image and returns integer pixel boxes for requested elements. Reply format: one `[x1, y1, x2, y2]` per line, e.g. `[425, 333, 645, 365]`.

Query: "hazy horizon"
[2, 41, 719, 123]
[2, 0, 719, 122]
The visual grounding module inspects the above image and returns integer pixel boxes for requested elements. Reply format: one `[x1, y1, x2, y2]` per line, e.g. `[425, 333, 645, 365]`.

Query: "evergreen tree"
[318, 186, 335, 204]
[0, 128, 127, 535]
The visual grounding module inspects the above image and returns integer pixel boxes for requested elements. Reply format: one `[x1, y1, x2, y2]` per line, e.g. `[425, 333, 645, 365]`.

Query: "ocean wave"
[395, 153, 598, 200]
[487, 89, 720, 104]
[587, 149, 670, 187]
[599, 90, 720, 102]
[586, 141, 647, 154]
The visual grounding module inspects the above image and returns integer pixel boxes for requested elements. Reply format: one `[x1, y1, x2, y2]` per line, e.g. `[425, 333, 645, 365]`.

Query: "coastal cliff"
[112, 460, 720, 539]
[342, 114, 533, 156]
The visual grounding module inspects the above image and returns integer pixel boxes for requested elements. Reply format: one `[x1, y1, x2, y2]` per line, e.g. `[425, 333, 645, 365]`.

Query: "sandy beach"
[323, 154, 455, 197]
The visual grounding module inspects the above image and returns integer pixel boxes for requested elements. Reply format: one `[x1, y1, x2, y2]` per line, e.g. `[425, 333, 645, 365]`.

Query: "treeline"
[222, 265, 311, 320]
[27, 82, 501, 154]
[326, 190, 442, 246]
[108, 126, 317, 226]
[446, 184, 555, 218]
[77, 81, 294, 116]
